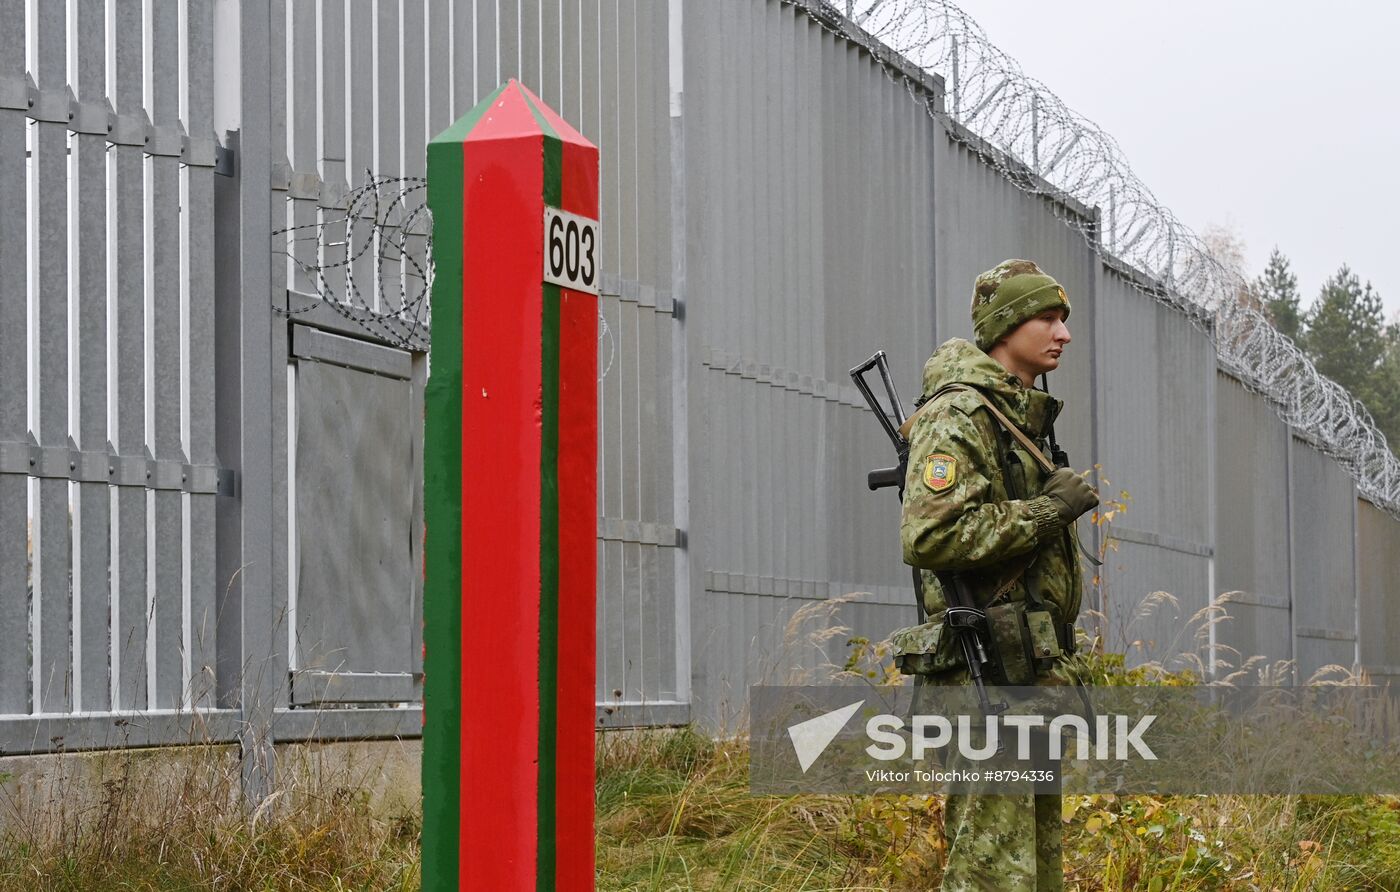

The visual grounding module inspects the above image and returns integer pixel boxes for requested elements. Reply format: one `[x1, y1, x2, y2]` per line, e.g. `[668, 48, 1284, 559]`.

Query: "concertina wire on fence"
[814, 0, 1400, 518]
[272, 1, 1400, 517]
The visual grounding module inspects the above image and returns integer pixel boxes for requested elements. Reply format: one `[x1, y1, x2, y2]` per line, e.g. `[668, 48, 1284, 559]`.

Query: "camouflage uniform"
[898, 260, 1084, 891]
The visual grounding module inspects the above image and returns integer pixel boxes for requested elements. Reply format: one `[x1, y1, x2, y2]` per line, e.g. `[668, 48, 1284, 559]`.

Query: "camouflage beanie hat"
[970, 258, 1071, 352]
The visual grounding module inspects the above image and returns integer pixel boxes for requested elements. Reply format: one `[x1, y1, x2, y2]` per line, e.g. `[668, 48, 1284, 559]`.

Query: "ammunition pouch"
[891, 605, 1067, 682]
[986, 602, 1062, 684]
[890, 619, 962, 676]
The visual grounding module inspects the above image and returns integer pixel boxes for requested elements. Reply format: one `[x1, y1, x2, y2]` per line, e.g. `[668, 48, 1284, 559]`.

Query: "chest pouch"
[984, 602, 1063, 684]
[890, 619, 963, 676]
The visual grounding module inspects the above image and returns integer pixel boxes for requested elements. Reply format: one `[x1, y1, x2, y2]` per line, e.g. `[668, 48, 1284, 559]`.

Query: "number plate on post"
[543, 207, 600, 294]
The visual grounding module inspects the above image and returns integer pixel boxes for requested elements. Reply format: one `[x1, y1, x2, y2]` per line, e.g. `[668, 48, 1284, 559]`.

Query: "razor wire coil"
[273, 172, 435, 352]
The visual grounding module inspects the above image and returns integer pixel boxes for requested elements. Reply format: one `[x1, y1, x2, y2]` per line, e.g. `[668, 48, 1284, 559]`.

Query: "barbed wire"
[273, 171, 619, 383]
[808, 0, 1400, 517]
[273, 172, 434, 352]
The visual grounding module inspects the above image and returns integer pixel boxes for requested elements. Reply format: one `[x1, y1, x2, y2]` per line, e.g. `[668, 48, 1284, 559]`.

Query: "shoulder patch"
[923, 453, 958, 491]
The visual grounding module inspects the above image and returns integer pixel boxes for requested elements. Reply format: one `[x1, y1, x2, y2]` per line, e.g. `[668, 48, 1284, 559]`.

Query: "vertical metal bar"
[598, 0, 618, 275]
[150, 0, 184, 710]
[654, 297, 676, 698]
[410, 353, 426, 690]
[517, 0, 538, 90]
[0, 0, 29, 714]
[319, 0, 347, 303]
[375, 0, 401, 314]
[289, 0, 317, 296]
[618, 0, 637, 284]
[633, 0, 658, 702]
[427, 0, 450, 132]
[347, 0, 373, 307]
[539, 0, 560, 111]
[635, 298, 658, 698]
[471, 0, 496, 106]
[450, 0, 471, 112]
[73, 0, 110, 713]
[33, 0, 71, 714]
[736, 0, 756, 602]
[950, 35, 959, 118]
[238, 0, 278, 805]
[401, 0, 428, 325]
[602, 293, 624, 701]
[666, 0, 691, 705]
[756, 0, 774, 591]
[1030, 94, 1039, 174]
[498, 0, 520, 82]
[402, 1, 426, 177]
[795, 11, 814, 596]
[579, 0, 598, 145]
[111, 0, 148, 712]
[596, 296, 609, 701]
[186, 0, 218, 708]
[620, 294, 641, 700]
[268, 0, 291, 712]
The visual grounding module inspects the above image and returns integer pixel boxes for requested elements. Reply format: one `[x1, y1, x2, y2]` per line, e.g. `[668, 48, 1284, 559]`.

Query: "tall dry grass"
[0, 740, 420, 891]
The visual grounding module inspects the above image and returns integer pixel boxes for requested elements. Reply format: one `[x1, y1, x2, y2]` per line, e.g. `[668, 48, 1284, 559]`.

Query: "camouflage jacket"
[900, 338, 1083, 626]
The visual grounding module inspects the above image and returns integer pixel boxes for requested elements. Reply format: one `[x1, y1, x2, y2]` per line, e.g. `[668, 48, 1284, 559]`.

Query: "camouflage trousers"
[941, 791, 1062, 891]
[938, 722, 1064, 891]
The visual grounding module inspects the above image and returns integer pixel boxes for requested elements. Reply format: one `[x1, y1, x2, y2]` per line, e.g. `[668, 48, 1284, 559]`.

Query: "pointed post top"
[429, 79, 596, 149]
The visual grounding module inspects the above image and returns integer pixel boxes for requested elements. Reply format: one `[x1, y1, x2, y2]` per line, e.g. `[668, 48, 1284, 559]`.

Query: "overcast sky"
[950, 0, 1400, 320]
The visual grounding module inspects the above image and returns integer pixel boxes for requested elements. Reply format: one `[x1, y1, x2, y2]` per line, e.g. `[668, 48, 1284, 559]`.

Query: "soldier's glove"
[1041, 468, 1099, 526]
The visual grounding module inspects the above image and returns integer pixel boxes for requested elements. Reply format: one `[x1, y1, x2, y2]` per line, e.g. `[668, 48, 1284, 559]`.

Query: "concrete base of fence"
[0, 739, 422, 835]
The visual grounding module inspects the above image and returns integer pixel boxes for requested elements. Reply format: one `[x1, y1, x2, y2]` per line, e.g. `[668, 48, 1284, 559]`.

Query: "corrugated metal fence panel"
[1289, 436, 1358, 679]
[586, 1, 679, 710]
[1213, 373, 1292, 671]
[0, 0, 221, 739]
[683, 0, 940, 730]
[1093, 266, 1214, 667]
[6, 0, 1400, 753]
[1357, 499, 1400, 684]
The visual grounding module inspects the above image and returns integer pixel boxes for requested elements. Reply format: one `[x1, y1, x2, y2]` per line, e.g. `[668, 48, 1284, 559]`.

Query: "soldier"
[899, 259, 1099, 891]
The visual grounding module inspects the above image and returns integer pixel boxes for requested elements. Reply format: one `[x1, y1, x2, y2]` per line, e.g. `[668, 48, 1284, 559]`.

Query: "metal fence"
[1, 0, 1397, 786]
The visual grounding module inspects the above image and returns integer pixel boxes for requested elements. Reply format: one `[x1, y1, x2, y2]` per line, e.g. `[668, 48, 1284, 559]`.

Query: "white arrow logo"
[787, 700, 865, 773]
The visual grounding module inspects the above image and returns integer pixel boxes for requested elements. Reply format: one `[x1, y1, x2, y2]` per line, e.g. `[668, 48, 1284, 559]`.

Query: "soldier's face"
[1000, 309, 1071, 375]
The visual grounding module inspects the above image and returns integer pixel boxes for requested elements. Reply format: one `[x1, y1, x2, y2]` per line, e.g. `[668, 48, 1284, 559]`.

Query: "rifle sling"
[900, 384, 1057, 474]
[913, 384, 1104, 572]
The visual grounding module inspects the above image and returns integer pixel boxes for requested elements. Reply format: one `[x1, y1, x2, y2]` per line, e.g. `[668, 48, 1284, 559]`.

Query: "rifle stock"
[851, 351, 1008, 716]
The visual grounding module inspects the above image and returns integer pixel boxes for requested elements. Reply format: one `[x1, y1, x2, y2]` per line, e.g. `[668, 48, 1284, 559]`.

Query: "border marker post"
[423, 79, 600, 891]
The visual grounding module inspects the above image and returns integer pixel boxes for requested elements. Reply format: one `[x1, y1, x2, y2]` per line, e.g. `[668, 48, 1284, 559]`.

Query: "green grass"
[2, 727, 1396, 890]
[595, 727, 1400, 892]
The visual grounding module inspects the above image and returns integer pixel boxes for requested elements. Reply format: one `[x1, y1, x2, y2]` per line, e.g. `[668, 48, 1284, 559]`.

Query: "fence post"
[234, 0, 277, 807]
[422, 79, 600, 891]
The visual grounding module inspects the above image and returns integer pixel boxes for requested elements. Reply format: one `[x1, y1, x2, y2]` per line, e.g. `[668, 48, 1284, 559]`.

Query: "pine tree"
[1369, 319, 1400, 451]
[1300, 265, 1384, 398]
[1255, 247, 1302, 341]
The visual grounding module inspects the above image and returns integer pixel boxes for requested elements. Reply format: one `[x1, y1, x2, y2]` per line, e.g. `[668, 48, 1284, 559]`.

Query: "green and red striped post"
[423, 80, 599, 891]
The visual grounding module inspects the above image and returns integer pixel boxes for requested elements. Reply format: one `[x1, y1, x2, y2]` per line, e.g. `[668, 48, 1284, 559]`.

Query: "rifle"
[850, 351, 1007, 717]
[1039, 372, 1069, 470]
